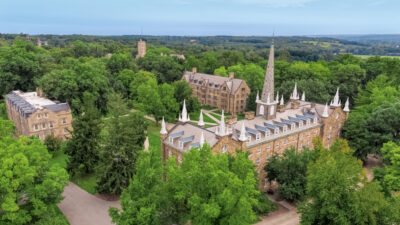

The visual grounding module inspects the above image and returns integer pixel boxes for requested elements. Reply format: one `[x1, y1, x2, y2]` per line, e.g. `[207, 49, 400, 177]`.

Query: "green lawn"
[190, 110, 217, 124]
[49, 149, 68, 169]
[147, 120, 162, 151]
[355, 54, 400, 59]
[237, 114, 245, 121]
[70, 173, 98, 194]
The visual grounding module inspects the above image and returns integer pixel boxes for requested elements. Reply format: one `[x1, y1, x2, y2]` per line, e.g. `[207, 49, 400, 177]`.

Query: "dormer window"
[306, 119, 311, 126]
[265, 130, 270, 137]
[299, 121, 303, 128]
[313, 118, 318, 124]
[274, 128, 279, 135]
[291, 124, 295, 130]
[247, 136, 252, 143]
[256, 133, 261, 141]
[283, 126, 287, 132]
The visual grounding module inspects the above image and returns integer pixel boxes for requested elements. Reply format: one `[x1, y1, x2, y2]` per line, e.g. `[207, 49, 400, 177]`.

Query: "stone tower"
[256, 44, 277, 120]
[136, 39, 146, 58]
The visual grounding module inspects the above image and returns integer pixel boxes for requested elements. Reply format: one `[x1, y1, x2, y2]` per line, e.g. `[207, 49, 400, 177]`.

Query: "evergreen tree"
[65, 93, 102, 175]
[109, 149, 163, 225]
[96, 94, 147, 194]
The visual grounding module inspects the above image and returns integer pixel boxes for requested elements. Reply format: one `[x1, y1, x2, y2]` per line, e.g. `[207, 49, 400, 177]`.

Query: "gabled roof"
[183, 71, 245, 94]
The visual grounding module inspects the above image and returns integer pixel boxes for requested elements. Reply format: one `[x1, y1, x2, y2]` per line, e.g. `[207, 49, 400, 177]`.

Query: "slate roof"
[183, 71, 245, 94]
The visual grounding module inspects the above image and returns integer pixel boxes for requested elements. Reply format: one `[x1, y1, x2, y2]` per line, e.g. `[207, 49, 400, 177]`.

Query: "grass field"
[190, 110, 217, 124]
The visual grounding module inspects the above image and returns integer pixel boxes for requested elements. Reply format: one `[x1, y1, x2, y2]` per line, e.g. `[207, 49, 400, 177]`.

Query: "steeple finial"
[280, 96, 284, 105]
[216, 110, 227, 136]
[198, 110, 205, 126]
[290, 83, 299, 100]
[199, 131, 205, 147]
[160, 117, 167, 134]
[261, 44, 275, 102]
[343, 97, 350, 112]
[322, 103, 329, 118]
[301, 91, 305, 101]
[275, 91, 279, 103]
[331, 88, 341, 107]
[179, 99, 190, 122]
[239, 121, 247, 142]
[256, 90, 260, 102]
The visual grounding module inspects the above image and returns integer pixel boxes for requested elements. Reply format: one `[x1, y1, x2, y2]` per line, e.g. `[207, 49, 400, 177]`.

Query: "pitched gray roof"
[183, 71, 245, 94]
[6, 93, 36, 118]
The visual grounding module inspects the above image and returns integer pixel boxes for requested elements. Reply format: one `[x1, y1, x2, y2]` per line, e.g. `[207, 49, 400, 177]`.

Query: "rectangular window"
[49, 122, 53, 128]
[42, 123, 46, 129]
[63, 128, 68, 134]
[62, 118, 67, 124]
[34, 124, 39, 131]
[44, 113, 48, 118]
[37, 114, 41, 119]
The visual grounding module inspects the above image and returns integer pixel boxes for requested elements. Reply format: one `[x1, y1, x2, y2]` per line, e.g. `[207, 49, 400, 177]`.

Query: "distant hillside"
[312, 34, 400, 42]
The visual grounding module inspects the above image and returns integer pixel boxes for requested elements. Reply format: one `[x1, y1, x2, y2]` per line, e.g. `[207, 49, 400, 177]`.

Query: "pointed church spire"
[199, 131, 205, 147]
[239, 121, 247, 142]
[280, 96, 284, 105]
[343, 97, 350, 112]
[160, 117, 167, 134]
[322, 103, 329, 118]
[290, 83, 299, 100]
[301, 91, 305, 101]
[198, 110, 205, 126]
[216, 110, 226, 136]
[179, 99, 189, 122]
[261, 44, 275, 103]
[275, 91, 279, 103]
[331, 88, 341, 107]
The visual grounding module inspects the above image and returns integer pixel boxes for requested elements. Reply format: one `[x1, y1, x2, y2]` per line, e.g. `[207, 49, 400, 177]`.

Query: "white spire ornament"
[216, 110, 227, 136]
[179, 99, 190, 122]
[280, 96, 284, 105]
[199, 131, 205, 147]
[343, 97, 350, 112]
[239, 121, 247, 142]
[198, 110, 205, 126]
[331, 88, 341, 107]
[301, 91, 305, 101]
[322, 103, 329, 118]
[290, 83, 299, 100]
[160, 117, 167, 134]
[275, 91, 279, 103]
[256, 91, 260, 102]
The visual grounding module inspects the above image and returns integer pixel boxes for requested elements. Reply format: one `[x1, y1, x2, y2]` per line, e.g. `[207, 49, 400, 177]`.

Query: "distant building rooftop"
[5, 91, 70, 118]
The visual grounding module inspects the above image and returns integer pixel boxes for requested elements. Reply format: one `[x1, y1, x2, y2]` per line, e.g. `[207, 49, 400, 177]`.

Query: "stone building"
[5, 89, 73, 140]
[136, 39, 146, 58]
[182, 68, 250, 115]
[161, 44, 350, 191]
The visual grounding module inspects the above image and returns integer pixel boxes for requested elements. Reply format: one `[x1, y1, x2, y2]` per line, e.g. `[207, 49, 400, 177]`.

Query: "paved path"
[202, 110, 221, 123]
[256, 195, 299, 225]
[58, 182, 120, 225]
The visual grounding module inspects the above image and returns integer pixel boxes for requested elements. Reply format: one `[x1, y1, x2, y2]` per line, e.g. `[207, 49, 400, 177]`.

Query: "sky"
[0, 0, 399, 36]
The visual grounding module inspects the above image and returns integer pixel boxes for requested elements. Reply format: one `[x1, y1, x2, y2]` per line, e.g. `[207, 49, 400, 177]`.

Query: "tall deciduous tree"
[0, 118, 68, 225]
[109, 149, 163, 225]
[164, 144, 273, 225]
[299, 139, 387, 225]
[96, 94, 147, 194]
[65, 93, 102, 175]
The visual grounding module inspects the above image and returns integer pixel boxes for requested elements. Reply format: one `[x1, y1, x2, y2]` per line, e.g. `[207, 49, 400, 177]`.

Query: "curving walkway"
[58, 182, 120, 225]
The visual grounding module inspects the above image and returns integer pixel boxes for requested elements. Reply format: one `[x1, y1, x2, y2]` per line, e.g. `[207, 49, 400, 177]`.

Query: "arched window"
[259, 105, 264, 115]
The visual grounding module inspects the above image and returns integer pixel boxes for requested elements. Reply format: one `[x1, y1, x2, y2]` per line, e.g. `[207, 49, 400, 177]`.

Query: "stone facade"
[182, 68, 250, 115]
[5, 90, 73, 140]
[162, 44, 349, 192]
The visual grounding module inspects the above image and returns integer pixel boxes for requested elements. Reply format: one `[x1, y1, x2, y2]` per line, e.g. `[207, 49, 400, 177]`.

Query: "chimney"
[36, 87, 43, 97]
[192, 67, 197, 73]
[229, 72, 234, 79]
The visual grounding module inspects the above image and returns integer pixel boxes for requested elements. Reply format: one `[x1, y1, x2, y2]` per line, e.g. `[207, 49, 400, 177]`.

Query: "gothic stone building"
[136, 39, 146, 59]
[5, 89, 73, 140]
[162, 45, 350, 191]
[182, 68, 250, 115]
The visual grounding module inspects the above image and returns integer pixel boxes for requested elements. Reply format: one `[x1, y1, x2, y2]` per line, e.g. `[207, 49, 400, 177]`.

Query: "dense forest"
[1, 34, 400, 224]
